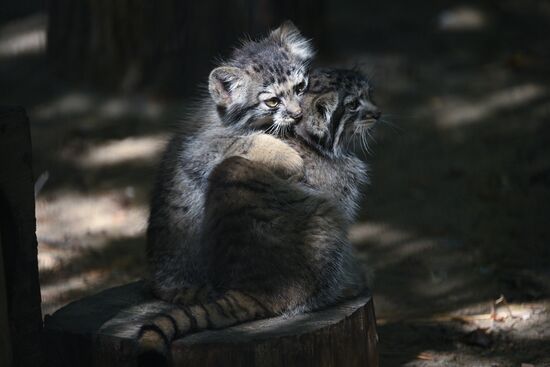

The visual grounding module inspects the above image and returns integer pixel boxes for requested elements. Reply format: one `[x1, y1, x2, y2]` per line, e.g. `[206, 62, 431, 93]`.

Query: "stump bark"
[44, 281, 378, 367]
[0, 107, 43, 367]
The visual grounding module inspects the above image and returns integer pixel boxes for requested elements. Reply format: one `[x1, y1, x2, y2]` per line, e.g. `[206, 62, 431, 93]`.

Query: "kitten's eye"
[295, 81, 306, 94]
[264, 97, 280, 108]
[346, 100, 359, 111]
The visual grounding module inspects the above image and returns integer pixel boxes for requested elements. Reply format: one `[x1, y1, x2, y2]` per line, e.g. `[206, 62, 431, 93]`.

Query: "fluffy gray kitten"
[146, 22, 314, 301]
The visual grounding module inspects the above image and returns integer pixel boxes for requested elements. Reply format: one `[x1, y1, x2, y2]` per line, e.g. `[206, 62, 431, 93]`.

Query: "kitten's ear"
[314, 92, 339, 119]
[209, 66, 249, 107]
[270, 21, 315, 61]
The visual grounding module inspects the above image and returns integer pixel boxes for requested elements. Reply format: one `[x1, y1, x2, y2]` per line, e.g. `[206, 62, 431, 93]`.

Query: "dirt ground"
[1, 1, 549, 366]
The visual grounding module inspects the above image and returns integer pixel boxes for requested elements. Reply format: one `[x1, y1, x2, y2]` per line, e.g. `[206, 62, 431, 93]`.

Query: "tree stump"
[44, 281, 378, 367]
[0, 106, 43, 367]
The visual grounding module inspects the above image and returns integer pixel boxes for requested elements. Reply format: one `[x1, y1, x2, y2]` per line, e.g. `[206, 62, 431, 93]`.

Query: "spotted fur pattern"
[209, 20, 313, 131]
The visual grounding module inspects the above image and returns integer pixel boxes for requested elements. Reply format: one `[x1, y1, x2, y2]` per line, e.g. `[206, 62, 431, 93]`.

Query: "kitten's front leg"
[238, 134, 304, 181]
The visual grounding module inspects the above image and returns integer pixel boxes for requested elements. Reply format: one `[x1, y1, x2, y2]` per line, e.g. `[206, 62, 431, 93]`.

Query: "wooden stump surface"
[44, 281, 378, 367]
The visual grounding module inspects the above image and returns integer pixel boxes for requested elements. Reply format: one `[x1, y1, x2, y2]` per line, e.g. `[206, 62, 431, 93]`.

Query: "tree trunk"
[47, 0, 326, 96]
[44, 281, 379, 367]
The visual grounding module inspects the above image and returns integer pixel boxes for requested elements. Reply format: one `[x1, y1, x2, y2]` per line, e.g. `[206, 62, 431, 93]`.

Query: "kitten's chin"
[276, 118, 298, 128]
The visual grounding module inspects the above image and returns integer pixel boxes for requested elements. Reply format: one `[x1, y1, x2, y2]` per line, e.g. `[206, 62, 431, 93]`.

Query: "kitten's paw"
[248, 134, 304, 180]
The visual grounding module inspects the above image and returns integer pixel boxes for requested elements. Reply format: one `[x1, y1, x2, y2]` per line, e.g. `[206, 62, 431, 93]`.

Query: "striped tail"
[137, 290, 272, 366]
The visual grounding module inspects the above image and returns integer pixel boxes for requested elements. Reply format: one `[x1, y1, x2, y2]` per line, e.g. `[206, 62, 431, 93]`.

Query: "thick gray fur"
[137, 61, 381, 364]
[147, 22, 314, 298]
[201, 68, 381, 313]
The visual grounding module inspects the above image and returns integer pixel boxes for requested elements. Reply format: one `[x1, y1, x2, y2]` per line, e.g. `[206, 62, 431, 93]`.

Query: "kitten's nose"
[286, 100, 302, 121]
[287, 103, 303, 121]
[366, 109, 381, 120]
[290, 109, 303, 120]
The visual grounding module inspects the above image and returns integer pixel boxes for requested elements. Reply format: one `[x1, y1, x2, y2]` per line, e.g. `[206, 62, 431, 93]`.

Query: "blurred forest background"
[1, 0, 550, 366]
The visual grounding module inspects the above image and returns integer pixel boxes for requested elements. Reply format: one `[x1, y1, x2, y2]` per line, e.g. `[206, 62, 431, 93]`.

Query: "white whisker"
[379, 118, 403, 133]
[366, 128, 377, 144]
[361, 126, 375, 156]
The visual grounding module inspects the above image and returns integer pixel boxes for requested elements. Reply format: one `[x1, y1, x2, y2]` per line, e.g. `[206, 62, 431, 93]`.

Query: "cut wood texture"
[44, 281, 378, 367]
[0, 106, 43, 367]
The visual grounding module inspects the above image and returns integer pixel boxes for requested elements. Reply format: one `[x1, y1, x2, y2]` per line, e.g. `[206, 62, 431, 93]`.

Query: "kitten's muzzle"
[365, 109, 381, 121]
[286, 101, 303, 122]
[360, 109, 381, 126]
[290, 110, 303, 121]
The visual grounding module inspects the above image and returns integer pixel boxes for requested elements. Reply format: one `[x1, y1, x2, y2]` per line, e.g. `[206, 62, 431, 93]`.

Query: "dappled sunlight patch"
[41, 271, 109, 311]
[437, 6, 487, 31]
[36, 190, 148, 246]
[38, 234, 147, 315]
[433, 84, 547, 127]
[32, 92, 167, 121]
[38, 243, 79, 273]
[404, 350, 511, 367]
[416, 273, 477, 299]
[33, 92, 95, 120]
[407, 350, 459, 366]
[63, 134, 167, 168]
[350, 220, 495, 323]
[503, 303, 549, 341]
[0, 13, 46, 58]
[350, 221, 435, 268]
[350, 221, 412, 246]
[367, 236, 434, 269]
[36, 189, 149, 314]
[99, 97, 165, 119]
[40, 262, 145, 316]
[381, 300, 550, 367]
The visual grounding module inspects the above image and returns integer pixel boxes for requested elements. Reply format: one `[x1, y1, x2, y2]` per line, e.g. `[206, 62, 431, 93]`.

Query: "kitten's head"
[208, 21, 314, 133]
[296, 68, 381, 156]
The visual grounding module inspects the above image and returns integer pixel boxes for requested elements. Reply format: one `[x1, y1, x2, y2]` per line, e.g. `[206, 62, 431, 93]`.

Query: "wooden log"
[44, 281, 378, 367]
[0, 106, 43, 367]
